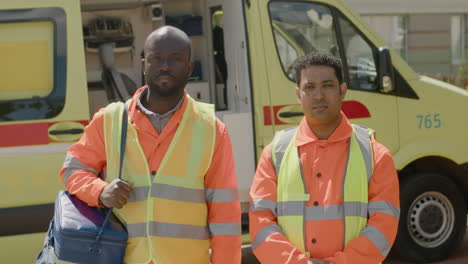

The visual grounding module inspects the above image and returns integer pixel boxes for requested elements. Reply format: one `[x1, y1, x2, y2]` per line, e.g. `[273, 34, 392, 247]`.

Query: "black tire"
[393, 173, 467, 262]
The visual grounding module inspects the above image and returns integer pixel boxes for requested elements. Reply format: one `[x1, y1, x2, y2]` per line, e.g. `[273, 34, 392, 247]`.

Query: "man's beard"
[147, 77, 187, 97]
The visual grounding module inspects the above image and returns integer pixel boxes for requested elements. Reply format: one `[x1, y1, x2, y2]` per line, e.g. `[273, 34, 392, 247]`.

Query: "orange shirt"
[60, 87, 241, 264]
[249, 113, 399, 264]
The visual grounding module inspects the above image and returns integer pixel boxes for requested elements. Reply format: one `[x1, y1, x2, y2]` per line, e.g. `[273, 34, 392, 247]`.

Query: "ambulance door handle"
[279, 112, 304, 118]
[48, 122, 85, 142]
[49, 128, 84, 135]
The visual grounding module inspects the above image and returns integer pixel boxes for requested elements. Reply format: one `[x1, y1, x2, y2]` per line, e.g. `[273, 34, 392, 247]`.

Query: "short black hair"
[293, 52, 343, 86]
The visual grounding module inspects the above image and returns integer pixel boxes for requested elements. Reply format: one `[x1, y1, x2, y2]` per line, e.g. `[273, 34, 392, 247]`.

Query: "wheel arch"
[398, 156, 468, 210]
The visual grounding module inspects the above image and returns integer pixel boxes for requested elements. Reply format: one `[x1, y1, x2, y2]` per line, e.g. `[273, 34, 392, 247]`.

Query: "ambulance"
[1, 0, 467, 263]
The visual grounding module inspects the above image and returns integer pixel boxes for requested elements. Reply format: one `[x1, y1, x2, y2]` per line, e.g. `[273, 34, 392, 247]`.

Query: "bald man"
[60, 26, 242, 264]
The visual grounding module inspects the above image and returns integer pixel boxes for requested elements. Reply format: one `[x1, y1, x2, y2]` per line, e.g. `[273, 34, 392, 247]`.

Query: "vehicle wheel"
[393, 173, 467, 262]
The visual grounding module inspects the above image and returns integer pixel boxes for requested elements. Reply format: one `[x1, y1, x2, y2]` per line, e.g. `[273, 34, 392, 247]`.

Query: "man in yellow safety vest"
[249, 52, 400, 264]
[61, 26, 242, 264]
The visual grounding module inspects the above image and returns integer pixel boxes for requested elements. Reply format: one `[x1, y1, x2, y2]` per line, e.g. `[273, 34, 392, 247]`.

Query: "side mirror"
[378, 47, 395, 93]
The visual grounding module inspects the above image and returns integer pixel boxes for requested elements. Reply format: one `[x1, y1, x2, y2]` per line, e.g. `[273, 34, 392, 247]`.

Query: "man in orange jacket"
[249, 53, 400, 264]
[60, 26, 241, 263]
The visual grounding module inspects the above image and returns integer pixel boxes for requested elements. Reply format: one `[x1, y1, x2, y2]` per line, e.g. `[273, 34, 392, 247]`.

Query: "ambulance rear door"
[0, 0, 88, 262]
[209, 0, 257, 212]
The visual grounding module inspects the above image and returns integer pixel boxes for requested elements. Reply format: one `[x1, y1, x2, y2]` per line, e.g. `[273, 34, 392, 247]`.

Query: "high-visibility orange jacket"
[60, 87, 241, 264]
[249, 113, 399, 264]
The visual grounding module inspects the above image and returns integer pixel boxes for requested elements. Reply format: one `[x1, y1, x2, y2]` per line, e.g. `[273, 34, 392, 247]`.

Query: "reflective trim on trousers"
[250, 199, 277, 216]
[127, 222, 209, 240]
[62, 154, 98, 183]
[252, 224, 284, 250]
[368, 201, 400, 220]
[209, 222, 241, 236]
[205, 187, 239, 203]
[360, 225, 392, 257]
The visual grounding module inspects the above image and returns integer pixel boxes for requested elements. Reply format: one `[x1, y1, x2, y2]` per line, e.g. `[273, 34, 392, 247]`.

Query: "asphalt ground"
[385, 226, 468, 264]
[241, 226, 468, 264]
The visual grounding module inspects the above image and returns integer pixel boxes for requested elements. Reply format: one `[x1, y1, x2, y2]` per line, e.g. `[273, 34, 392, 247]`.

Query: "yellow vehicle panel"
[0, 0, 87, 263]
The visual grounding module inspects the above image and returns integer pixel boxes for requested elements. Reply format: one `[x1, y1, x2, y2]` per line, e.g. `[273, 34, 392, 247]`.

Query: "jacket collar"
[127, 86, 188, 134]
[295, 111, 352, 147]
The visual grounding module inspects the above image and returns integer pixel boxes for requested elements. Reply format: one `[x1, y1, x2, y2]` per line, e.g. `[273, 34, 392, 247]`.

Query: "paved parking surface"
[385, 227, 468, 264]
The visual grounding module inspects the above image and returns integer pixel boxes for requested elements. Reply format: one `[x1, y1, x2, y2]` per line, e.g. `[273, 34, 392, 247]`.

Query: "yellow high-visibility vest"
[103, 95, 216, 264]
[271, 125, 374, 256]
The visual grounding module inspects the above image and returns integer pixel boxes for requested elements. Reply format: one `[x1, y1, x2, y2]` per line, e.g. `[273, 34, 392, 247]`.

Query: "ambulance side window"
[269, 1, 340, 81]
[273, 28, 299, 80]
[338, 15, 379, 91]
[0, 8, 66, 122]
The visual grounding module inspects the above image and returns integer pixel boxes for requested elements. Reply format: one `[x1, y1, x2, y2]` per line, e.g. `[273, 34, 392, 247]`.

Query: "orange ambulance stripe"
[0, 120, 89, 148]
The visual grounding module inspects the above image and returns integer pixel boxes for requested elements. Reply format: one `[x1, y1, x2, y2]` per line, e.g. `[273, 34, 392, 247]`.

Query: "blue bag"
[37, 104, 129, 264]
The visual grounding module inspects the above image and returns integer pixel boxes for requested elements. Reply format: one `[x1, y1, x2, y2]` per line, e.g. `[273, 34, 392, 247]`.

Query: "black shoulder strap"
[96, 103, 128, 242]
[118, 103, 128, 180]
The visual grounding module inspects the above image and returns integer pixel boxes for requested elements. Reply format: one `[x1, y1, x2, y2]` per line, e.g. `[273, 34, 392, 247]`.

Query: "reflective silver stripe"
[209, 222, 241, 236]
[252, 224, 283, 250]
[275, 152, 285, 175]
[361, 225, 392, 257]
[250, 199, 277, 216]
[101, 169, 107, 180]
[305, 205, 342, 220]
[62, 154, 98, 183]
[344, 201, 368, 218]
[205, 188, 239, 203]
[151, 183, 205, 203]
[127, 223, 147, 238]
[272, 128, 297, 175]
[127, 222, 210, 240]
[129, 185, 242, 204]
[149, 222, 209, 240]
[269, 131, 281, 169]
[128, 186, 150, 202]
[369, 201, 400, 220]
[277, 202, 367, 219]
[277, 201, 305, 216]
[352, 125, 373, 183]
